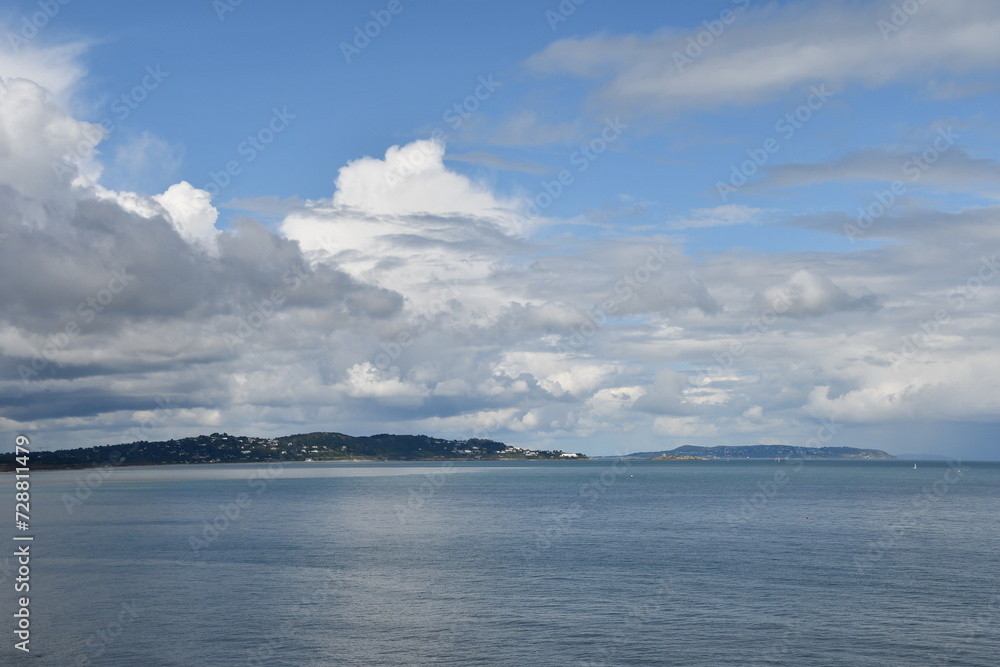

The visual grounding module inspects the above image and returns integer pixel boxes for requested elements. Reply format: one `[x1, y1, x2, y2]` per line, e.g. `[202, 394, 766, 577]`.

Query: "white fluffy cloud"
[330, 139, 522, 223]
[154, 181, 220, 253]
[281, 138, 535, 319]
[0, 75, 100, 199]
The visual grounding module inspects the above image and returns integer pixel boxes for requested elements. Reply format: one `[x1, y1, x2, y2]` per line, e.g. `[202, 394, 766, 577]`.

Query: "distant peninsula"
[0, 432, 588, 471]
[614, 445, 895, 461]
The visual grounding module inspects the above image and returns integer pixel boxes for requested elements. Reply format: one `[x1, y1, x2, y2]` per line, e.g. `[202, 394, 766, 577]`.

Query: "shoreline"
[0, 457, 594, 473]
[1, 456, 972, 474]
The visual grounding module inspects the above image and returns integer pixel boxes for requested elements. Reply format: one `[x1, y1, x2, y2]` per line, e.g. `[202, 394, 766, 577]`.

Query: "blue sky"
[2, 0, 1000, 458]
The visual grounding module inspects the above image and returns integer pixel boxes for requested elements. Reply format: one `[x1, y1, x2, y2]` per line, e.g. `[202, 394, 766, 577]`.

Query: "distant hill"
[616, 445, 895, 460]
[0, 432, 588, 471]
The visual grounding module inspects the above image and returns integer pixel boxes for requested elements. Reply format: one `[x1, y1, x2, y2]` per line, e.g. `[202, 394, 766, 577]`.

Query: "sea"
[2, 459, 998, 666]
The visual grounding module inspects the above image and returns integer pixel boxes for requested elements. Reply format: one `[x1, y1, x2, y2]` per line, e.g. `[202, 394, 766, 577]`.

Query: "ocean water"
[3, 459, 998, 665]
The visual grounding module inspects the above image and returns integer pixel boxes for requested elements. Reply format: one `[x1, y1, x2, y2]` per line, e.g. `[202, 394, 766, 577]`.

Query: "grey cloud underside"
[757, 146, 1000, 192]
[0, 189, 406, 423]
[0, 193, 402, 332]
[0, 388, 203, 423]
[789, 205, 1000, 246]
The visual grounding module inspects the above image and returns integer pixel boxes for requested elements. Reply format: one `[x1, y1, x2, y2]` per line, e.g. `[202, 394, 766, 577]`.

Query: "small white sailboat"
[914, 463, 917, 470]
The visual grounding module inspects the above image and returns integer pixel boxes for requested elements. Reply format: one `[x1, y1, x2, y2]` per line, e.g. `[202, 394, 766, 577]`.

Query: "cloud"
[787, 205, 1000, 253]
[4, 25, 1000, 459]
[759, 144, 1000, 194]
[497, 351, 617, 398]
[153, 182, 221, 253]
[633, 368, 689, 415]
[445, 151, 548, 174]
[339, 362, 430, 407]
[761, 269, 879, 317]
[107, 131, 184, 193]
[0, 38, 88, 101]
[653, 416, 718, 438]
[331, 139, 523, 223]
[526, 1, 1000, 116]
[480, 110, 584, 147]
[924, 78, 998, 100]
[805, 351, 1000, 424]
[668, 204, 763, 230]
[0, 63, 409, 443]
[281, 138, 534, 313]
[0, 75, 100, 199]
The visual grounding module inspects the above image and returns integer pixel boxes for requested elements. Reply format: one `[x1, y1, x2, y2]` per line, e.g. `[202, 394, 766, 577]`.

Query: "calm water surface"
[2, 459, 998, 665]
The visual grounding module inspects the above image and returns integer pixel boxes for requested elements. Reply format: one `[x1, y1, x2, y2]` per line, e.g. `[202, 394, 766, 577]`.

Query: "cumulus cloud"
[0, 58, 411, 444]
[761, 270, 879, 317]
[633, 368, 689, 415]
[339, 362, 430, 407]
[0, 69, 730, 452]
[153, 181, 220, 253]
[282, 139, 532, 312]
[0, 75, 100, 199]
[331, 139, 523, 224]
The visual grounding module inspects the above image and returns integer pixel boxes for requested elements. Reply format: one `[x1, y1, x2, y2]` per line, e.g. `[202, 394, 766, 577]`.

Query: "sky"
[1, 0, 999, 459]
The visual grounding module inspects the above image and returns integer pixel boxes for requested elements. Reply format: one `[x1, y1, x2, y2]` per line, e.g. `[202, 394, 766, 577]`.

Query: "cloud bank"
[3, 3, 999, 459]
